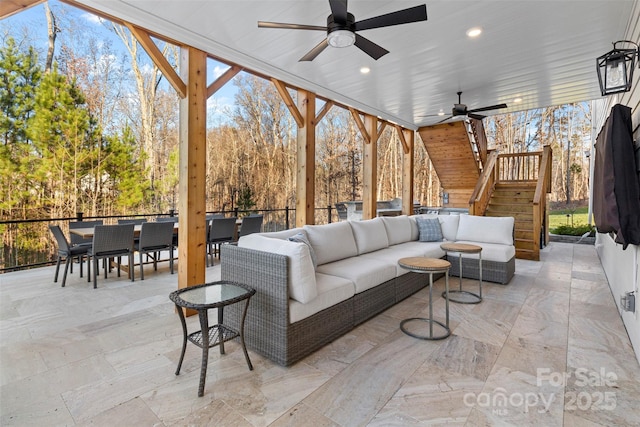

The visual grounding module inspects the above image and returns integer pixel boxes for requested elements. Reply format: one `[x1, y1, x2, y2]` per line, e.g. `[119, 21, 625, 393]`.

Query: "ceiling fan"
[258, 0, 427, 62]
[427, 91, 508, 123]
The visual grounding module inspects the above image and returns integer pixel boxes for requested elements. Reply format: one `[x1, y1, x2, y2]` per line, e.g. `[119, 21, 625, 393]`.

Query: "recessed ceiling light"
[513, 97, 523, 103]
[360, 66, 370, 74]
[466, 27, 482, 38]
[437, 109, 445, 116]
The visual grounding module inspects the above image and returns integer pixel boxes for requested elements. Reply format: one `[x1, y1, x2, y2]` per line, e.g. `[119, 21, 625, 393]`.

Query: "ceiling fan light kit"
[328, 29, 355, 48]
[258, 0, 427, 61]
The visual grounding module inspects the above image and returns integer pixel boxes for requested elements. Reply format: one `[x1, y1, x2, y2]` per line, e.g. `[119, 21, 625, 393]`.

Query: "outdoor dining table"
[68, 222, 179, 239]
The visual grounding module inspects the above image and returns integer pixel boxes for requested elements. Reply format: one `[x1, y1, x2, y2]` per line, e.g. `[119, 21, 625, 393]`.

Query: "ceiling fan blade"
[329, 0, 348, 23]
[354, 34, 388, 60]
[436, 115, 454, 124]
[258, 21, 327, 31]
[467, 103, 508, 113]
[354, 5, 427, 31]
[468, 113, 486, 120]
[299, 39, 329, 61]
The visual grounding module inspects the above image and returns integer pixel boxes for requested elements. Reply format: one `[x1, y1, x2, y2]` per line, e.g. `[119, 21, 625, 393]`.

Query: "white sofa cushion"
[349, 218, 389, 254]
[448, 241, 516, 263]
[316, 256, 396, 293]
[289, 273, 355, 323]
[288, 231, 317, 269]
[381, 215, 413, 245]
[360, 242, 446, 276]
[260, 227, 304, 240]
[304, 221, 358, 265]
[438, 215, 460, 241]
[238, 234, 318, 304]
[456, 215, 514, 245]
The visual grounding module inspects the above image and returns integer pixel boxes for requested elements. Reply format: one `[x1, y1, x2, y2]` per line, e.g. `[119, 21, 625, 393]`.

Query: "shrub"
[551, 224, 594, 236]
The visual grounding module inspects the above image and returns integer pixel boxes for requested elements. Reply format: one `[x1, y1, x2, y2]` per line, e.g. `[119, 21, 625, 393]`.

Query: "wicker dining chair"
[87, 223, 135, 288]
[135, 221, 175, 279]
[207, 216, 237, 266]
[49, 225, 91, 287]
[67, 220, 102, 274]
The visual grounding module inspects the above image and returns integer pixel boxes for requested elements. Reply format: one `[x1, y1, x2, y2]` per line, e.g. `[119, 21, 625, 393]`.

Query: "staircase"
[485, 182, 538, 260]
[418, 120, 552, 261]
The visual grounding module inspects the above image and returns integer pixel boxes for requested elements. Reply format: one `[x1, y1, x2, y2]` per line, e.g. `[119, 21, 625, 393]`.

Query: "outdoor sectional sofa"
[221, 214, 515, 366]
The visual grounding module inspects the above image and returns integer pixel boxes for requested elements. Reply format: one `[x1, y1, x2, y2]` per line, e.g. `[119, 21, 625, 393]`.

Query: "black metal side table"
[169, 281, 255, 397]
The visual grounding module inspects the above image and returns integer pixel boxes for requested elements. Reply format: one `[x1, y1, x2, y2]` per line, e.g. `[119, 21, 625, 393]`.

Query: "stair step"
[515, 239, 536, 251]
[487, 204, 533, 213]
[515, 230, 534, 239]
[490, 196, 534, 204]
[516, 248, 539, 261]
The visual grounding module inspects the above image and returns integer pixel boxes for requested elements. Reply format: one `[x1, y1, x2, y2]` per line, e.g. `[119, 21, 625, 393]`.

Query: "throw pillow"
[288, 232, 317, 269]
[416, 217, 443, 242]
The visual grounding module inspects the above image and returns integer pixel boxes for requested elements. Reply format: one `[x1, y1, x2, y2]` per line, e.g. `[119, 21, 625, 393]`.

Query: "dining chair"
[117, 218, 147, 225]
[87, 223, 135, 288]
[207, 216, 237, 266]
[238, 215, 263, 239]
[49, 225, 91, 287]
[135, 221, 175, 279]
[68, 220, 103, 274]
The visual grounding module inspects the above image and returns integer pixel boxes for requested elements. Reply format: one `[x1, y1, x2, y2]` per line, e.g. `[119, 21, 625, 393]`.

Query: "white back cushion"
[456, 215, 514, 245]
[381, 215, 413, 245]
[349, 218, 389, 254]
[438, 215, 460, 241]
[304, 221, 358, 265]
[238, 234, 318, 303]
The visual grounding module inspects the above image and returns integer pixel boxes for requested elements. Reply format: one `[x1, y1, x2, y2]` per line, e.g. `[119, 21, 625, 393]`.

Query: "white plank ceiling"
[71, 0, 637, 129]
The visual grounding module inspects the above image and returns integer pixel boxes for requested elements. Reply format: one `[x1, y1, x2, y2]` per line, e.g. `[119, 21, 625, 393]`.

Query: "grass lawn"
[549, 206, 591, 230]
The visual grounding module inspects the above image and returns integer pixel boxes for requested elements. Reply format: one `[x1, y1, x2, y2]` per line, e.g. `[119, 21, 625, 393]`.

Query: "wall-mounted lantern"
[596, 40, 639, 96]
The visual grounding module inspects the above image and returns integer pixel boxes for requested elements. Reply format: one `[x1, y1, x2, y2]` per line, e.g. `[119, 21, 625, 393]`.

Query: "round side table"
[397, 257, 451, 340]
[169, 281, 255, 397]
[440, 242, 483, 304]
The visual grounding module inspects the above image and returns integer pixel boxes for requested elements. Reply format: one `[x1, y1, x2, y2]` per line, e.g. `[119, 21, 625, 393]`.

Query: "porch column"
[296, 90, 316, 226]
[399, 127, 415, 214]
[178, 46, 207, 290]
[362, 114, 378, 219]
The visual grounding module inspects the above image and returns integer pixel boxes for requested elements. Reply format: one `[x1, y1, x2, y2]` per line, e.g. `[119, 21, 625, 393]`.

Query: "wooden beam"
[125, 23, 187, 98]
[207, 65, 242, 98]
[349, 108, 370, 144]
[0, 0, 43, 19]
[272, 79, 304, 128]
[362, 114, 378, 219]
[401, 128, 414, 214]
[377, 122, 387, 142]
[394, 125, 410, 154]
[296, 90, 316, 226]
[314, 100, 333, 125]
[178, 47, 207, 294]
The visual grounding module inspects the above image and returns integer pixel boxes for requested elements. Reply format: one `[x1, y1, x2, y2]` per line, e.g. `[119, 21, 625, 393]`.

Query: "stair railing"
[533, 145, 553, 248]
[469, 150, 499, 215]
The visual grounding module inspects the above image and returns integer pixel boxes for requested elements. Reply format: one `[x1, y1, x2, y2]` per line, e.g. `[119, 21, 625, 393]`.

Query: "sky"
[1, 0, 239, 125]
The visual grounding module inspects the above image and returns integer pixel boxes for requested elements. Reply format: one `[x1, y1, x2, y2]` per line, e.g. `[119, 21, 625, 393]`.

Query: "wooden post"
[178, 46, 207, 291]
[362, 114, 378, 219]
[296, 90, 316, 226]
[401, 128, 415, 215]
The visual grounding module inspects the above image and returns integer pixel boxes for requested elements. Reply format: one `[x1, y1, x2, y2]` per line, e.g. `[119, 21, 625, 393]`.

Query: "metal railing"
[1, 206, 340, 272]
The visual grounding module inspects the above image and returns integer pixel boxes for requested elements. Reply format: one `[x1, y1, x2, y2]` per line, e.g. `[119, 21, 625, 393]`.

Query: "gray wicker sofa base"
[221, 244, 441, 366]
[447, 256, 516, 285]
